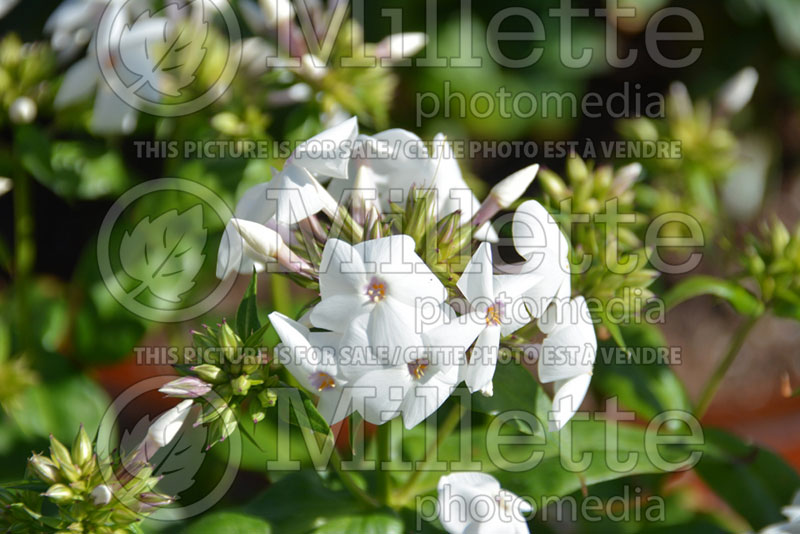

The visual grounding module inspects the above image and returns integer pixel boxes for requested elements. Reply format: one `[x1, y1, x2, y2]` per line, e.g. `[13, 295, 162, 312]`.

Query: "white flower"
[159, 376, 212, 398]
[437, 473, 531, 534]
[495, 200, 571, 319]
[310, 235, 447, 355]
[9, 96, 37, 124]
[538, 296, 597, 431]
[760, 491, 800, 533]
[338, 306, 469, 429]
[45, 0, 107, 59]
[52, 7, 165, 134]
[141, 399, 194, 457]
[717, 66, 759, 116]
[440, 242, 530, 394]
[269, 311, 354, 425]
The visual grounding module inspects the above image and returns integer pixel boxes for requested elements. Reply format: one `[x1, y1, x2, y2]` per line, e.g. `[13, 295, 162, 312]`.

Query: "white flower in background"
[269, 311, 354, 425]
[53, 8, 165, 135]
[337, 306, 469, 429]
[717, 66, 759, 116]
[310, 235, 447, 355]
[216, 218, 313, 279]
[442, 242, 530, 395]
[289, 116, 358, 180]
[538, 296, 597, 431]
[495, 200, 571, 320]
[45, 0, 108, 60]
[9, 96, 37, 124]
[437, 473, 531, 534]
[140, 399, 194, 458]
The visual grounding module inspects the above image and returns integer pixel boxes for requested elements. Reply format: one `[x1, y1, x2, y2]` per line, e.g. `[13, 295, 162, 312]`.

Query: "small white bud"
[609, 162, 642, 197]
[90, 484, 113, 506]
[490, 164, 539, 208]
[231, 218, 286, 263]
[298, 54, 327, 80]
[717, 66, 758, 116]
[146, 399, 194, 449]
[480, 382, 494, 397]
[0, 177, 11, 197]
[374, 32, 427, 63]
[9, 96, 36, 124]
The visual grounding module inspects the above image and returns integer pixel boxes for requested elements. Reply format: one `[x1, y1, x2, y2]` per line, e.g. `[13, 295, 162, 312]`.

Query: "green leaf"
[472, 360, 548, 435]
[276, 388, 331, 436]
[184, 511, 272, 534]
[314, 513, 404, 534]
[593, 324, 692, 421]
[695, 427, 800, 530]
[236, 270, 261, 340]
[661, 276, 763, 316]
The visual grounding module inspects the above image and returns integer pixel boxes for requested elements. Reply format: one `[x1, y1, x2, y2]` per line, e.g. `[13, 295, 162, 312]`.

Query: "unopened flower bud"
[159, 376, 212, 398]
[299, 54, 327, 80]
[231, 374, 251, 396]
[43, 483, 74, 503]
[610, 163, 642, 198]
[717, 67, 758, 116]
[49, 435, 76, 476]
[71, 424, 93, 468]
[490, 164, 539, 209]
[28, 454, 61, 484]
[258, 388, 278, 408]
[191, 364, 228, 384]
[138, 492, 174, 507]
[9, 96, 36, 124]
[538, 168, 569, 202]
[145, 400, 194, 451]
[231, 218, 314, 277]
[566, 155, 589, 184]
[668, 81, 693, 119]
[90, 484, 113, 506]
[374, 32, 427, 63]
[0, 177, 11, 197]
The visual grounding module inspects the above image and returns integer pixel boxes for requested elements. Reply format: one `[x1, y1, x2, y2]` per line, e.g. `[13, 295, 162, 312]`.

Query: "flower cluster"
[0, 401, 193, 533]
[203, 118, 598, 431]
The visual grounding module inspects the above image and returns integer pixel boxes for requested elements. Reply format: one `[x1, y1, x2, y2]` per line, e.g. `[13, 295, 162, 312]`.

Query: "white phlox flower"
[269, 311, 354, 425]
[437, 472, 532, 534]
[760, 491, 800, 534]
[538, 296, 597, 431]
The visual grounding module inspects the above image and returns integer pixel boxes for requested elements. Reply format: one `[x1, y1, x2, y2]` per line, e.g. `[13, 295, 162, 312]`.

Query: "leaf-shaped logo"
[119, 0, 210, 98]
[120, 204, 207, 304]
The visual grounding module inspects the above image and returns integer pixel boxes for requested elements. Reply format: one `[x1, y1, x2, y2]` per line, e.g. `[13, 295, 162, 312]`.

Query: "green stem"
[696, 315, 761, 418]
[13, 163, 34, 351]
[395, 402, 466, 504]
[270, 275, 291, 314]
[329, 445, 379, 508]
[376, 423, 391, 505]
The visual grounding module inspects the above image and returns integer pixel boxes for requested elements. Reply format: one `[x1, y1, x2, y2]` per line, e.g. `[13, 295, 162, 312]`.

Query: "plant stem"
[13, 164, 34, 351]
[696, 315, 761, 418]
[395, 402, 466, 504]
[329, 445, 379, 508]
[270, 275, 291, 314]
[376, 423, 391, 505]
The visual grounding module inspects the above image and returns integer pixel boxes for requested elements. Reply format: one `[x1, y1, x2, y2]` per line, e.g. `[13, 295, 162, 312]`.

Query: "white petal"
[54, 57, 98, 108]
[550, 373, 592, 431]
[317, 386, 353, 425]
[457, 242, 495, 304]
[374, 32, 428, 63]
[465, 325, 501, 393]
[490, 164, 539, 209]
[538, 299, 596, 383]
[367, 297, 423, 361]
[351, 368, 408, 425]
[402, 375, 457, 429]
[318, 238, 367, 299]
[146, 400, 194, 449]
[310, 294, 370, 332]
[91, 85, 137, 135]
[510, 200, 569, 278]
[234, 182, 274, 224]
[292, 117, 358, 179]
[437, 472, 502, 534]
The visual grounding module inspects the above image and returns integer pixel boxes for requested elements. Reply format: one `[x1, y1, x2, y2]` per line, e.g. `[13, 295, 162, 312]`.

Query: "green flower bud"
[28, 454, 61, 484]
[566, 154, 589, 184]
[538, 168, 569, 202]
[231, 375, 251, 396]
[72, 425, 93, 468]
[258, 389, 278, 408]
[191, 364, 228, 384]
[219, 321, 241, 363]
[211, 112, 245, 136]
[43, 484, 74, 503]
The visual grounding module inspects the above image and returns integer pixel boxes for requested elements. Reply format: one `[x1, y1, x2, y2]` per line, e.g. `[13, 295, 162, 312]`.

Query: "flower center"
[485, 304, 503, 326]
[407, 358, 429, 380]
[365, 276, 387, 302]
[310, 372, 336, 392]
